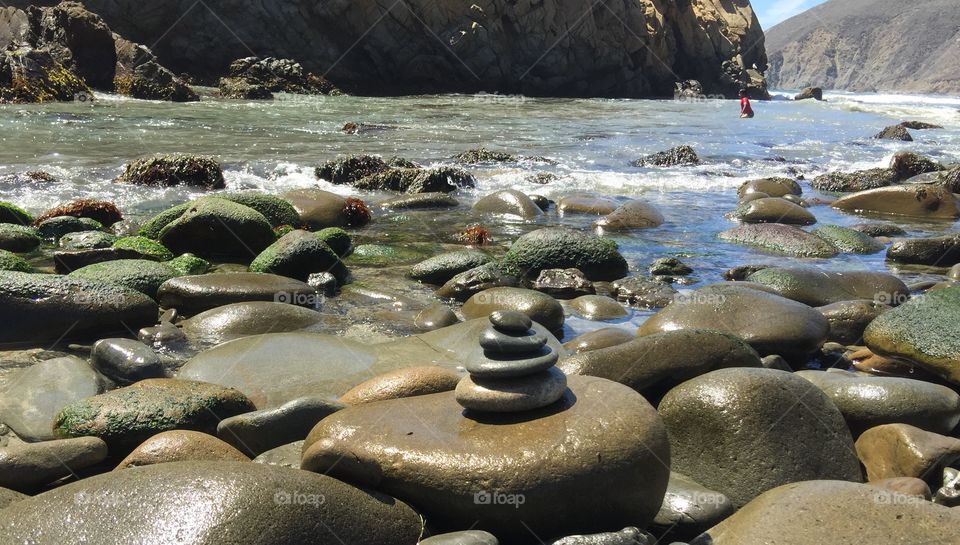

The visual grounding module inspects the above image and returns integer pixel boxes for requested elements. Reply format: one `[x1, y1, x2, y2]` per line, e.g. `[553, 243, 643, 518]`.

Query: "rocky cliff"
[6, 0, 769, 98]
[766, 0, 960, 94]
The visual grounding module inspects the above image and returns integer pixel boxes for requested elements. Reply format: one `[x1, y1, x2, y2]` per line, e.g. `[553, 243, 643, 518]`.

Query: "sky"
[753, 0, 828, 30]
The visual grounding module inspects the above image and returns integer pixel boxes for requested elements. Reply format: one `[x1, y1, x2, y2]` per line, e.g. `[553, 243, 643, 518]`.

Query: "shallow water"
[1, 88, 958, 339]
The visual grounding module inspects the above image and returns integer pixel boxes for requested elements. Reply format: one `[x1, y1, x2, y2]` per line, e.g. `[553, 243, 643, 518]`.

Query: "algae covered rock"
[500, 227, 629, 281]
[158, 197, 276, 259]
[117, 155, 225, 189]
[111, 236, 175, 261]
[0, 249, 32, 272]
[219, 192, 301, 227]
[249, 230, 348, 283]
[0, 223, 42, 252]
[69, 259, 180, 299]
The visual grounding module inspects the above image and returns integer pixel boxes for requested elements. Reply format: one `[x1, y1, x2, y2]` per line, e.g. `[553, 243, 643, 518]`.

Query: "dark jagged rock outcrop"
[7, 0, 769, 98]
[766, 0, 960, 94]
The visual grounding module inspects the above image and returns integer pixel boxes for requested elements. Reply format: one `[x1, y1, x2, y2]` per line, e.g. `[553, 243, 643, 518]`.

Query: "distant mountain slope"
[765, 0, 960, 94]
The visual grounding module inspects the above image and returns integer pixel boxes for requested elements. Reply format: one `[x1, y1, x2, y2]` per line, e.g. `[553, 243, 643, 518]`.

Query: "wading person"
[740, 89, 754, 119]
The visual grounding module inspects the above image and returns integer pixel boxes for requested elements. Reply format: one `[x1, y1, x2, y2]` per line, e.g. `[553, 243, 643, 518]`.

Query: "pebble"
[488, 310, 532, 332]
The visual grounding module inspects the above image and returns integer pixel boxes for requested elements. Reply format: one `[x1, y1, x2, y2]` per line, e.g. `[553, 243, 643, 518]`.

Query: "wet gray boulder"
[632, 145, 699, 167]
[744, 267, 909, 307]
[718, 223, 838, 258]
[410, 250, 493, 285]
[811, 168, 898, 192]
[886, 234, 960, 266]
[91, 338, 164, 384]
[157, 272, 318, 316]
[248, 229, 348, 283]
[500, 228, 628, 281]
[472, 190, 543, 219]
[179, 301, 326, 345]
[653, 472, 734, 540]
[874, 125, 913, 141]
[216, 396, 345, 457]
[69, 259, 180, 299]
[158, 197, 276, 259]
[0, 437, 107, 492]
[435, 263, 519, 301]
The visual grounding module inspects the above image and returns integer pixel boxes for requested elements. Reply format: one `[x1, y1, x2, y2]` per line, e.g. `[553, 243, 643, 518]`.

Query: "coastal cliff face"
[6, 0, 768, 97]
[766, 0, 960, 94]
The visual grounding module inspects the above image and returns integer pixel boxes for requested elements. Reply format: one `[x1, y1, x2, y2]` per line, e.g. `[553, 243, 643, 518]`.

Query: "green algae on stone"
[158, 197, 276, 259]
[249, 230, 348, 283]
[0, 202, 34, 226]
[315, 155, 389, 185]
[167, 254, 211, 276]
[813, 225, 886, 254]
[865, 286, 960, 385]
[346, 244, 435, 267]
[69, 259, 180, 299]
[59, 231, 118, 250]
[36, 216, 104, 240]
[0, 224, 42, 253]
[117, 155, 224, 189]
[353, 167, 476, 193]
[138, 203, 191, 239]
[0, 250, 32, 272]
[499, 227, 628, 281]
[112, 236, 175, 261]
[718, 223, 838, 258]
[315, 228, 352, 257]
[219, 192, 302, 228]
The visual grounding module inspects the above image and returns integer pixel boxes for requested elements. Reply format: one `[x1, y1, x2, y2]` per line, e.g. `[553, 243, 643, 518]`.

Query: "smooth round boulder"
[59, 230, 117, 250]
[455, 367, 567, 412]
[421, 531, 499, 545]
[282, 188, 352, 229]
[463, 288, 565, 332]
[658, 368, 862, 507]
[832, 184, 959, 219]
[610, 276, 678, 309]
[561, 329, 761, 400]
[562, 328, 634, 354]
[567, 295, 628, 320]
[217, 396, 345, 456]
[54, 378, 255, 451]
[158, 197, 276, 258]
[689, 480, 960, 545]
[886, 233, 960, 266]
[472, 189, 543, 219]
[718, 223, 838, 257]
[864, 286, 960, 385]
[157, 272, 318, 316]
[0, 356, 110, 441]
[638, 284, 830, 364]
[217, 192, 301, 227]
[0, 224, 41, 252]
[744, 267, 909, 307]
[856, 423, 960, 485]
[116, 430, 249, 469]
[813, 224, 886, 254]
[499, 228, 628, 281]
[737, 177, 801, 199]
[557, 195, 620, 216]
[339, 366, 462, 405]
[730, 197, 816, 225]
[180, 301, 326, 345]
[0, 271, 159, 345]
[302, 375, 670, 541]
[91, 338, 164, 384]
[435, 263, 519, 302]
[817, 299, 890, 344]
[0, 461, 423, 545]
[249, 229, 348, 283]
[653, 472, 735, 540]
[593, 200, 665, 231]
[253, 440, 303, 469]
[797, 369, 960, 436]
[410, 250, 492, 285]
[0, 437, 108, 492]
[414, 304, 460, 331]
[36, 216, 104, 240]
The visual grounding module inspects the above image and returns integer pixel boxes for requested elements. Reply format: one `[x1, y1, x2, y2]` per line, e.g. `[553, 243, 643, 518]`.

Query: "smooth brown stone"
[856, 424, 960, 485]
[116, 430, 250, 469]
[339, 366, 463, 405]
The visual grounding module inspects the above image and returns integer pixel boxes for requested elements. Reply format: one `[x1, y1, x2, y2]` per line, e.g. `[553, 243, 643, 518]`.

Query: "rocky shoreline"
[0, 132, 958, 543]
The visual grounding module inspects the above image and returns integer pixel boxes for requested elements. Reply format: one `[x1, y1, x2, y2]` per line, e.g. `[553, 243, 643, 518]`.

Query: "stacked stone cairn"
[455, 311, 567, 412]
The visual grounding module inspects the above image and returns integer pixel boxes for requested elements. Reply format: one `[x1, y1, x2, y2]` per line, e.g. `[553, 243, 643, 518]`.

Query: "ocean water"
[1, 88, 958, 334]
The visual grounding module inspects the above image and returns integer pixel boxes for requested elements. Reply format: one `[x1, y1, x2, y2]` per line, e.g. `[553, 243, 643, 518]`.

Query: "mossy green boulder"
[59, 231, 118, 250]
[718, 223, 838, 258]
[158, 197, 275, 259]
[499, 227, 628, 281]
[410, 250, 492, 285]
[812, 225, 885, 254]
[250, 230, 348, 283]
[112, 236, 175, 261]
[347, 244, 434, 267]
[54, 378, 255, 451]
[138, 203, 191, 239]
[167, 254, 211, 276]
[315, 227, 352, 257]
[865, 286, 960, 385]
[0, 224, 42, 252]
[219, 192, 302, 228]
[0, 250, 31, 272]
[69, 259, 180, 299]
[0, 202, 34, 225]
[117, 155, 225, 189]
[36, 216, 104, 240]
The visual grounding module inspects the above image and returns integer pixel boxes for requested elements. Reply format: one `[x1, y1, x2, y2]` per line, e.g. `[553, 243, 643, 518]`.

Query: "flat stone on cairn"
[456, 311, 566, 412]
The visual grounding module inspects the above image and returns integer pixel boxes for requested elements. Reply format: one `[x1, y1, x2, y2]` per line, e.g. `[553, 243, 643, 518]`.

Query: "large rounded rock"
[0, 437, 108, 492]
[557, 195, 620, 216]
[118, 155, 225, 188]
[283, 188, 353, 229]
[435, 263, 519, 302]
[718, 223, 838, 257]
[157, 272, 318, 316]
[737, 177, 801, 199]
[855, 424, 960, 484]
[797, 369, 960, 436]
[653, 472, 735, 540]
[744, 267, 909, 307]
[463, 288, 564, 332]
[0, 224, 41, 253]
[593, 200, 665, 231]
[0, 461, 423, 545]
[116, 430, 249, 469]
[69, 259, 180, 299]
[216, 396, 344, 457]
[218, 192, 301, 227]
[658, 368, 862, 507]
[158, 197, 276, 259]
[0, 356, 110, 442]
[339, 366, 462, 405]
[249, 229, 347, 282]
[410, 250, 492, 285]
[0, 271, 158, 345]
[812, 224, 886, 254]
[690, 480, 960, 545]
[811, 168, 898, 192]
[560, 329, 761, 400]
[832, 184, 959, 219]
[302, 375, 670, 541]
[730, 197, 816, 225]
[91, 338, 164, 384]
[54, 378, 255, 451]
[566, 295, 628, 320]
[180, 301, 325, 345]
[886, 233, 960, 266]
[817, 299, 890, 344]
[500, 228, 628, 281]
[864, 286, 960, 385]
[638, 284, 830, 363]
[472, 189, 543, 219]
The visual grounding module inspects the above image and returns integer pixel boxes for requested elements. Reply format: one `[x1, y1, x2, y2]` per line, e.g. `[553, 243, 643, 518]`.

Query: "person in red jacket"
[740, 89, 754, 118]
